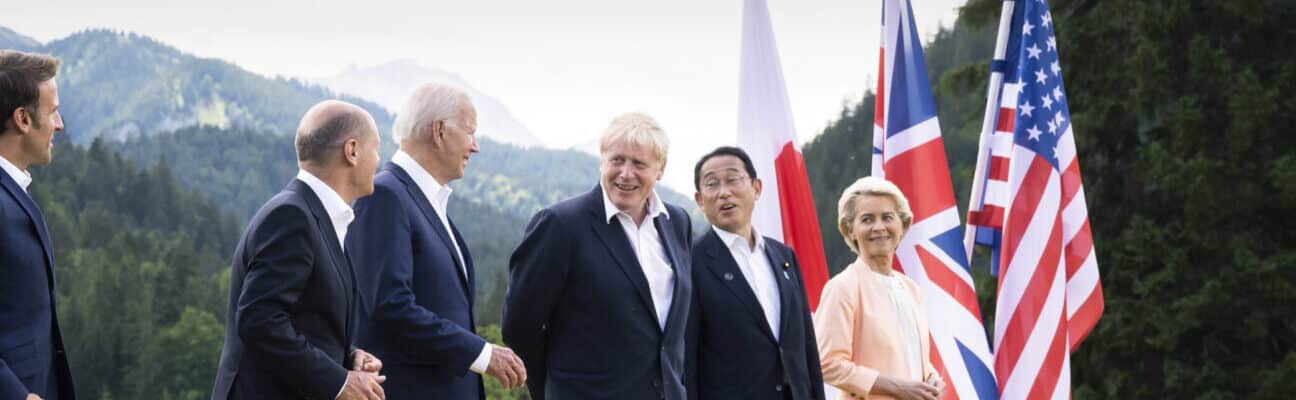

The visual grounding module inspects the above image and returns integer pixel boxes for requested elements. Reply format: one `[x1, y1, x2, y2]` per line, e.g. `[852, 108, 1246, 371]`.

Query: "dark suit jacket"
[686, 229, 825, 400]
[0, 171, 75, 400]
[503, 185, 693, 400]
[346, 162, 486, 399]
[211, 179, 360, 400]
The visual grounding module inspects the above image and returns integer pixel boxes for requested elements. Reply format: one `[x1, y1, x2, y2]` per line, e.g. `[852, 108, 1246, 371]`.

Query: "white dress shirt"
[0, 155, 33, 192]
[603, 188, 675, 331]
[714, 226, 782, 340]
[390, 150, 493, 374]
[295, 170, 354, 251]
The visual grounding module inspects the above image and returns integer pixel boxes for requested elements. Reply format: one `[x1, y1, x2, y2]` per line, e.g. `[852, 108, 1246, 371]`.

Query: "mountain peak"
[315, 60, 544, 148]
[0, 25, 43, 51]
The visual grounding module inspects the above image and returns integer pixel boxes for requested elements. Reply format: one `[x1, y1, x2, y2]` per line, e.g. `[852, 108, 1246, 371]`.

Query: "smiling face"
[600, 139, 664, 220]
[22, 79, 63, 166]
[695, 154, 762, 237]
[435, 102, 479, 181]
[849, 194, 906, 262]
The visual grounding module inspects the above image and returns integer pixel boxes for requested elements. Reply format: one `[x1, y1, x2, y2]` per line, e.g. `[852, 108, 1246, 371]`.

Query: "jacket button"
[775, 384, 783, 391]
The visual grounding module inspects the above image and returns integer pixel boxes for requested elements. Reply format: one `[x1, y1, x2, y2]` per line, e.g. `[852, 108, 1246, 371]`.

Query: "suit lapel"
[763, 242, 800, 343]
[448, 219, 476, 305]
[586, 187, 659, 323]
[289, 180, 355, 315]
[654, 212, 690, 335]
[387, 163, 473, 301]
[0, 173, 55, 291]
[704, 230, 776, 342]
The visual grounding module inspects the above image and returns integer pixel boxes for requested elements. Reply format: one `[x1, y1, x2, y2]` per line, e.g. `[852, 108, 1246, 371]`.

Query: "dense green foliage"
[804, 1, 1296, 398]
[30, 137, 239, 399]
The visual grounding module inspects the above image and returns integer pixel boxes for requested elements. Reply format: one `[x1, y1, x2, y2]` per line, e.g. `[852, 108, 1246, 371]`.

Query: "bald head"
[295, 100, 378, 166]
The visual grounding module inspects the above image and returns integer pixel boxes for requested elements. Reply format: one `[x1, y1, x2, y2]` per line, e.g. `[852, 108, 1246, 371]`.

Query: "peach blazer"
[813, 261, 936, 399]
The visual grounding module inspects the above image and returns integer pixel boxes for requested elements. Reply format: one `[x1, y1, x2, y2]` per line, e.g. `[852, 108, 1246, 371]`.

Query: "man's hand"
[351, 349, 383, 373]
[338, 370, 386, 400]
[26, 394, 42, 400]
[484, 344, 527, 389]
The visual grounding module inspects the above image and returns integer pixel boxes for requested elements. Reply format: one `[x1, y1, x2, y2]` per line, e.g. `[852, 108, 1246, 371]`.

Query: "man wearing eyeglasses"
[685, 146, 824, 400]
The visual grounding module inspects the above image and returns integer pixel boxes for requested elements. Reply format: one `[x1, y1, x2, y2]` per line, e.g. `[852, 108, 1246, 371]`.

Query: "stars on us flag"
[1020, 101, 1036, 117]
[1011, 0, 1072, 167]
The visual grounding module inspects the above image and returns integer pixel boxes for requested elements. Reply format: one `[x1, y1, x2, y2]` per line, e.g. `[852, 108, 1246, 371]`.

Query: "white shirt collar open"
[601, 184, 669, 225]
[0, 155, 33, 192]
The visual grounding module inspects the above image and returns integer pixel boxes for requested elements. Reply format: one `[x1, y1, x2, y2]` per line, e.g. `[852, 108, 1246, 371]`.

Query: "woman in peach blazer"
[813, 177, 946, 400]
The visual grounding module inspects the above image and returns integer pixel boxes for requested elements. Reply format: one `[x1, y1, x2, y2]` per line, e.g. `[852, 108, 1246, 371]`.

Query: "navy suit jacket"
[503, 185, 693, 400]
[0, 171, 75, 400]
[211, 179, 360, 400]
[686, 229, 825, 400]
[346, 162, 486, 399]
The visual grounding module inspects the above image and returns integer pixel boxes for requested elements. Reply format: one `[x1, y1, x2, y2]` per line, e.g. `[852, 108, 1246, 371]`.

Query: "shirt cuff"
[335, 374, 347, 400]
[469, 342, 493, 374]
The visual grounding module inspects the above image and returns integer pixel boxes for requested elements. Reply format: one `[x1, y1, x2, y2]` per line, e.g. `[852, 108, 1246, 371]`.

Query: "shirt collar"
[295, 169, 354, 223]
[393, 149, 453, 211]
[601, 184, 668, 224]
[713, 225, 765, 252]
[0, 154, 32, 192]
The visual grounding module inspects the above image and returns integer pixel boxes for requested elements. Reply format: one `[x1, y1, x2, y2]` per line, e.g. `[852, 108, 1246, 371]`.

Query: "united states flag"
[873, 1, 997, 399]
[964, 0, 1104, 398]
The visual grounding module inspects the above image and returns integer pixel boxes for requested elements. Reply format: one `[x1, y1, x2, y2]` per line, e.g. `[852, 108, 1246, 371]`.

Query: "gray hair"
[599, 112, 670, 163]
[392, 82, 471, 143]
[836, 176, 913, 254]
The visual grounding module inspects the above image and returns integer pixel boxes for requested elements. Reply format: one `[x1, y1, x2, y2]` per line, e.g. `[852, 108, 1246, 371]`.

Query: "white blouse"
[873, 270, 923, 380]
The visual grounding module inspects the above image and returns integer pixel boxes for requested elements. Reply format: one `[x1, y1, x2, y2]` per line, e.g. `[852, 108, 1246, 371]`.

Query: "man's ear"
[343, 138, 360, 166]
[9, 107, 31, 133]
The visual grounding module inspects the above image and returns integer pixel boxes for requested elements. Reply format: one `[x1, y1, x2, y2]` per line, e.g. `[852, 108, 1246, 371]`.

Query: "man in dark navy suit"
[504, 112, 693, 400]
[212, 100, 387, 400]
[686, 146, 824, 400]
[346, 83, 526, 399]
[0, 50, 75, 400]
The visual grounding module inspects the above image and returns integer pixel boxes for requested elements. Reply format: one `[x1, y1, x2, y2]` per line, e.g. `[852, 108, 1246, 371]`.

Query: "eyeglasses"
[701, 175, 751, 194]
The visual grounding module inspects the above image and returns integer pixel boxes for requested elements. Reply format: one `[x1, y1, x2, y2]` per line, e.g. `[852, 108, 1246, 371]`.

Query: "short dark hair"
[0, 50, 60, 131]
[693, 146, 758, 191]
[295, 109, 369, 164]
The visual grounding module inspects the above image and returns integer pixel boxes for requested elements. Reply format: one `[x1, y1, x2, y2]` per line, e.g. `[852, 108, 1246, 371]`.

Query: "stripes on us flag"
[965, 0, 1104, 398]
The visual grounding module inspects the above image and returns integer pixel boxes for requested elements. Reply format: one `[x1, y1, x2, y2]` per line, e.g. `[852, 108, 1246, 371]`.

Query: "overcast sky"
[1, 0, 966, 192]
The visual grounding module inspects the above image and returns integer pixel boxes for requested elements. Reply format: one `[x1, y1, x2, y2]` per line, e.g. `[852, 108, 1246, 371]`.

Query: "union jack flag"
[873, 1, 997, 398]
[964, 0, 1104, 398]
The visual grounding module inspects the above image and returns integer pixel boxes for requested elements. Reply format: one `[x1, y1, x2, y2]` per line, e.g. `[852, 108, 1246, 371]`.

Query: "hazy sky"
[1, 0, 966, 192]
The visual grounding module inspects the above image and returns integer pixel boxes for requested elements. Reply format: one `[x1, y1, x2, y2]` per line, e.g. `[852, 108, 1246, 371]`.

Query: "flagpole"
[963, 0, 1018, 264]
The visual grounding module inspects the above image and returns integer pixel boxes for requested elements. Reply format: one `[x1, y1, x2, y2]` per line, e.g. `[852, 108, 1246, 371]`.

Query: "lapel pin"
[782, 262, 790, 270]
[723, 272, 734, 281]
[784, 270, 791, 280]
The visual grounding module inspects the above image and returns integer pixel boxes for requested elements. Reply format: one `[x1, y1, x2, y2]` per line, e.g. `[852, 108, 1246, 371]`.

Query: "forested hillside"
[30, 137, 239, 399]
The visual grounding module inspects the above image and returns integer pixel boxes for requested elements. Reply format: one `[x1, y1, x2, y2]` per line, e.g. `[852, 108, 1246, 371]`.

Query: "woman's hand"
[873, 375, 942, 400]
[925, 373, 946, 398]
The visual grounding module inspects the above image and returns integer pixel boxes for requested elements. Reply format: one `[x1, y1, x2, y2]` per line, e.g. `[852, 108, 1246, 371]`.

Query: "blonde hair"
[599, 112, 669, 164]
[836, 176, 913, 254]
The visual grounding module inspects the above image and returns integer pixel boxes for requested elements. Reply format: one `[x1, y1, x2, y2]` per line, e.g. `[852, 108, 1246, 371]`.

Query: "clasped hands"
[340, 349, 385, 400]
